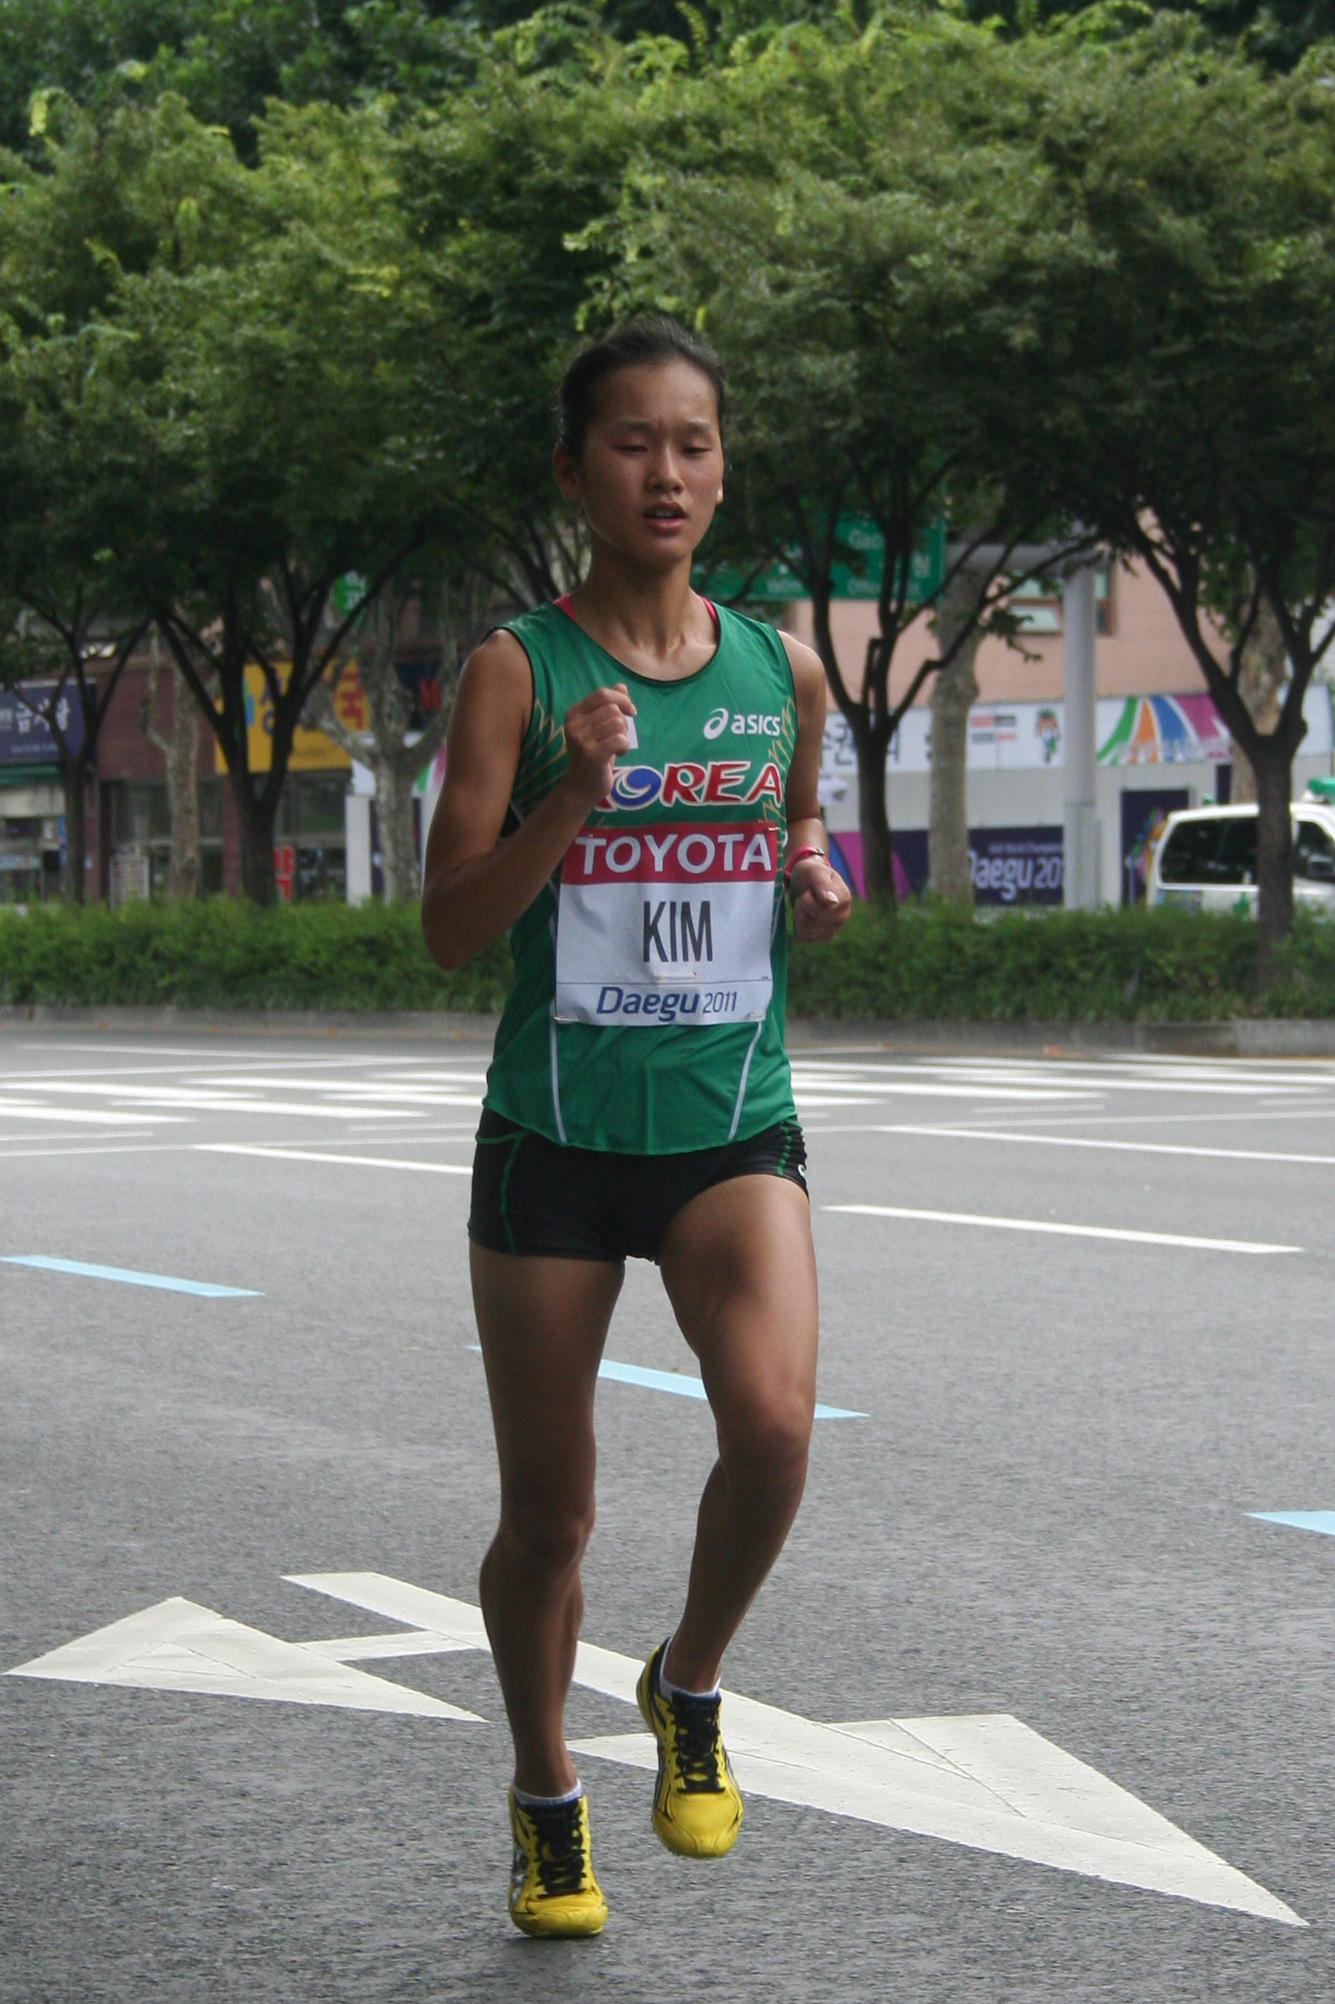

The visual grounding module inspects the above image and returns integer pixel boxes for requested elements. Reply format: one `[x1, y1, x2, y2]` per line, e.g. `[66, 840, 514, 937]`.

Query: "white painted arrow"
[7, 1572, 1301, 1926]
[7, 1594, 480, 1722]
[289, 1572, 1301, 1927]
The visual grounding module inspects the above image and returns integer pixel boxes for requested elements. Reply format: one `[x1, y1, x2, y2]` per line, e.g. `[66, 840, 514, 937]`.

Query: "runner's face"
[555, 360, 724, 569]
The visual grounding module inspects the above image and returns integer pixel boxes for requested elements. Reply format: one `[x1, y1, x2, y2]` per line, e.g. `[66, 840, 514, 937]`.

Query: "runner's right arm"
[421, 629, 636, 971]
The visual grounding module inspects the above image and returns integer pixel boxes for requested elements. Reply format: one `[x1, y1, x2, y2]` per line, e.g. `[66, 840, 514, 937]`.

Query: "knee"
[495, 1492, 596, 1578]
[721, 1392, 813, 1498]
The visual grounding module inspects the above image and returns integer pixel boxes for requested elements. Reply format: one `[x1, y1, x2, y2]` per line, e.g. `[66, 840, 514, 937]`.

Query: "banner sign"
[819, 686, 1332, 786]
[829, 825, 1062, 905]
[1097, 693, 1229, 766]
[214, 664, 351, 775]
[969, 827, 1063, 905]
[1120, 789, 1188, 906]
[0, 680, 83, 766]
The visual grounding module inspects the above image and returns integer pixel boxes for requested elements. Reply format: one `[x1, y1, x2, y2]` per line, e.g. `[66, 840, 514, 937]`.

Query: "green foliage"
[0, 0, 703, 160]
[0, 898, 513, 1010]
[10, 898, 1335, 1020]
[786, 901, 1335, 1020]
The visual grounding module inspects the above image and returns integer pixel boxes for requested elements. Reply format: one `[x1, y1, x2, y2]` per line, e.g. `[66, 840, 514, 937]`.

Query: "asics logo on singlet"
[703, 707, 782, 741]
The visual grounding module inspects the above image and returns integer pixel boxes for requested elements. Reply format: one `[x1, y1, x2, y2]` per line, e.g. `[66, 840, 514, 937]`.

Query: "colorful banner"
[819, 686, 1333, 784]
[827, 826, 1062, 904]
[1120, 789, 1188, 906]
[1097, 693, 1230, 767]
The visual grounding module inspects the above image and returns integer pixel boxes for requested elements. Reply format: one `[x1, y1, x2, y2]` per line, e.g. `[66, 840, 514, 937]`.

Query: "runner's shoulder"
[775, 631, 826, 713]
[455, 626, 533, 731]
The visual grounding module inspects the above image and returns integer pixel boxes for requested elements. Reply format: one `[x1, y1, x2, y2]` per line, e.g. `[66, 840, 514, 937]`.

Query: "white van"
[1147, 787, 1335, 912]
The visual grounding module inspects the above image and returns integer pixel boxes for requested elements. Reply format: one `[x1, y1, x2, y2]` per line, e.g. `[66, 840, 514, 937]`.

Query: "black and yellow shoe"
[507, 1788, 608, 1938]
[635, 1640, 743, 1859]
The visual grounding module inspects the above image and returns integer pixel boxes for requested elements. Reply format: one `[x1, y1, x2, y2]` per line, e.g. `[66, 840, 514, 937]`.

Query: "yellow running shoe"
[635, 1640, 743, 1859]
[507, 1788, 608, 1938]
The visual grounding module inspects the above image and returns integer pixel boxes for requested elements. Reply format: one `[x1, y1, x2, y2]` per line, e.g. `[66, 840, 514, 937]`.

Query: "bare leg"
[471, 1244, 623, 1796]
[656, 1176, 817, 1692]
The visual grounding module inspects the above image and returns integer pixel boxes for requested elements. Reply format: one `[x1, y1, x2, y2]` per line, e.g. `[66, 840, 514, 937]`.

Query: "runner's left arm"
[780, 636, 852, 944]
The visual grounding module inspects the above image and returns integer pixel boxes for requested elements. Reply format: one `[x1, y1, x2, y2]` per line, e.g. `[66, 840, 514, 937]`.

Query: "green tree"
[107, 98, 489, 901]
[0, 0, 709, 159]
[0, 112, 173, 899]
[1017, 28, 1335, 967]
[591, 20, 1091, 899]
[0, 353, 152, 904]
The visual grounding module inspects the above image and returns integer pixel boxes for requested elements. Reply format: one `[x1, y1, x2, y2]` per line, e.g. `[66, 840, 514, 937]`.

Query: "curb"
[3, 1003, 1335, 1056]
[782, 1017, 1335, 1057]
[0, 1004, 503, 1041]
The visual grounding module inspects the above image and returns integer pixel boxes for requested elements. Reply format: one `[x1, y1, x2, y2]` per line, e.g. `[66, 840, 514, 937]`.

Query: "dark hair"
[556, 314, 726, 459]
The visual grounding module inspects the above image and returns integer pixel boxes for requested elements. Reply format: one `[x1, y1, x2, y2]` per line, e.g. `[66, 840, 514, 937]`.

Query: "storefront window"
[277, 774, 347, 900]
[0, 786, 63, 903]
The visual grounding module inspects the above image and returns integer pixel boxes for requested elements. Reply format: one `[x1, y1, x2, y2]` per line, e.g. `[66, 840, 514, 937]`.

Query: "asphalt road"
[3, 1026, 1335, 2001]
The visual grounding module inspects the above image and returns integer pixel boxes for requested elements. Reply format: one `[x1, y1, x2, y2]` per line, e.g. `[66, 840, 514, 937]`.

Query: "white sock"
[513, 1780, 583, 1810]
[659, 1635, 721, 1702]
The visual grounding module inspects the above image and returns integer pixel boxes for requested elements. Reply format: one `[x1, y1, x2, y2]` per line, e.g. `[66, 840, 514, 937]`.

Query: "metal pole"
[1062, 563, 1100, 909]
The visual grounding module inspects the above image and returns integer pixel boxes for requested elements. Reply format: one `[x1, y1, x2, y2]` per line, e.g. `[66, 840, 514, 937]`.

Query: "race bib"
[554, 821, 778, 1027]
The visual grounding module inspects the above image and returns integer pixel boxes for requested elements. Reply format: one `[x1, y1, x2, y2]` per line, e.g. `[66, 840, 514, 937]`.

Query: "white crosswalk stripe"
[4, 1048, 1335, 1137]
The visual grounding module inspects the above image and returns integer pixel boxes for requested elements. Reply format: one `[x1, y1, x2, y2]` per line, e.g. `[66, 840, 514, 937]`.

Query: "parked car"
[1147, 791, 1335, 912]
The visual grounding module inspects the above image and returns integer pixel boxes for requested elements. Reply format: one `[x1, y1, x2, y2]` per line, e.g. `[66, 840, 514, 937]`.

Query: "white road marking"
[0, 1099, 184, 1125]
[195, 1145, 471, 1174]
[790, 1077, 1094, 1104]
[4, 1569, 1307, 1921]
[189, 1078, 482, 1107]
[825, 1205, 1299, 1255]
[842, 1124, 1335, 1169]
[7, 1595, 479, 1720]
[0, 1143, 171, 1161]
[24, 1083, 418, 1119]
[294, 1575, 1299, 1924]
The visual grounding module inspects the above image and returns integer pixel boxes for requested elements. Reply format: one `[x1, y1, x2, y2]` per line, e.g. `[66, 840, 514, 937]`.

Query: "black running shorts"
[468, 1110, 808, 1264]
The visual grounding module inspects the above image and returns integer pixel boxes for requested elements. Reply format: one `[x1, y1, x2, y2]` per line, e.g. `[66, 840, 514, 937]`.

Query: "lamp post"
[1062, 561, 1100, 909]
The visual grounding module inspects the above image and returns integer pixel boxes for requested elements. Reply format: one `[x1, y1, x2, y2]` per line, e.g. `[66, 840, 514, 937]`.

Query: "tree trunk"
[1253, 739, 1294, 981]
[60, 759, 86, 904]
[928, 570, 985, 902]
[1229, 599, 1286, 805]
[145, 641, 202, 900]
[856, 731, 895, 906]
[374, 760, 419, 901]
[234, 782, 278, 905]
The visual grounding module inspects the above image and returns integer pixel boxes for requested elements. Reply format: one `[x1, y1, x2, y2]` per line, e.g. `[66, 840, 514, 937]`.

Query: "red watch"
[783, 845, 828, 898]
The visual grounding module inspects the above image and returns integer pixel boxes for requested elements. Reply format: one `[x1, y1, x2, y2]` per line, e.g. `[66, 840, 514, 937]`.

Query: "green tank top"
[482, 598, 798, 1154]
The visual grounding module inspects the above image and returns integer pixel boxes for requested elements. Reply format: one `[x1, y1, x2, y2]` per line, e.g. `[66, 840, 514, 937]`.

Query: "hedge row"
[0, 899, 512, 1011]
[787, 901, 1335, 1020]
[2, 897, 1333, 1020]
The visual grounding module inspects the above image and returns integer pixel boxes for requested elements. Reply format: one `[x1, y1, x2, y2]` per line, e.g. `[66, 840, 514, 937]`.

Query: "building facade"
[796, 557, 1334, 905]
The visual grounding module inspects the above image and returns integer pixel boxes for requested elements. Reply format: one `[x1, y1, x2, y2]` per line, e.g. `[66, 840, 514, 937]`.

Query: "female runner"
[422, 315, 851, 1937]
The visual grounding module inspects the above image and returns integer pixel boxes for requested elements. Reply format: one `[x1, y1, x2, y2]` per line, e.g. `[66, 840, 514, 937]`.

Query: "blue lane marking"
[468, 1347, 864, 1419]
[0, 1255, 261, 1299]
[1249, 1510, 1335, 1538]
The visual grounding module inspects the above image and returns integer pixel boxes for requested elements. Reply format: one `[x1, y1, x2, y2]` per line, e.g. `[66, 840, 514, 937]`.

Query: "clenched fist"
[559, 683, 637, 811]
[789, 855, 852, 942]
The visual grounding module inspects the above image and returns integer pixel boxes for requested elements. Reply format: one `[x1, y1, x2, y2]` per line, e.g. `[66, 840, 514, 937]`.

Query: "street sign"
[330, 573, 367, 619]
[695, 517, 945, 607]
